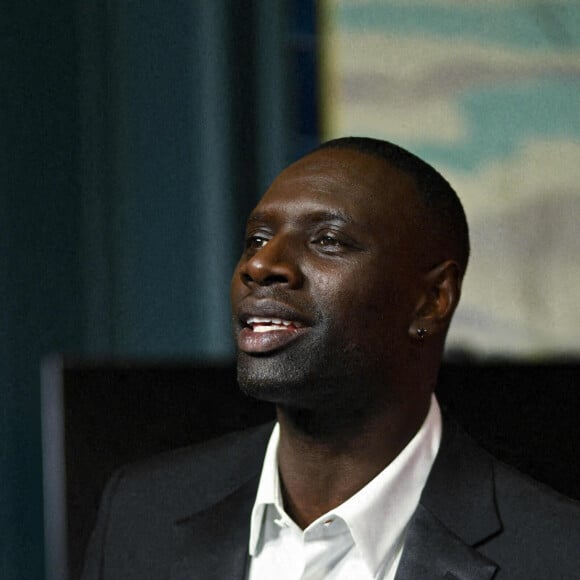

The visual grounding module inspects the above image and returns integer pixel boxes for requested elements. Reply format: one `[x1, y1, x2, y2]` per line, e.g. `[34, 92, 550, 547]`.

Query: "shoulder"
[446, 416, 580, 520]
[111, 421, 273, 516]
[485, 452, 580, 577]
[435, 418, 580, 575]
[492, 455, 580, 533]
[81, 423, 273, 579]
[448, 421, 580, 526]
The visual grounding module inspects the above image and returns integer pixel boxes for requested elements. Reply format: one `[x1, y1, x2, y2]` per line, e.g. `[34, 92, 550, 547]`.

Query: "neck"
[275, 393, 431, 529]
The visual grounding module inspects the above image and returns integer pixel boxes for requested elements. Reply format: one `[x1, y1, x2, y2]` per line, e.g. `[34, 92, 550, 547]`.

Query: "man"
[82, 138, 580, 580]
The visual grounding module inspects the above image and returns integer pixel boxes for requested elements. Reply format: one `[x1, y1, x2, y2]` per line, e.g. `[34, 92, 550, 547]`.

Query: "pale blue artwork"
[322, 0, 580, 359]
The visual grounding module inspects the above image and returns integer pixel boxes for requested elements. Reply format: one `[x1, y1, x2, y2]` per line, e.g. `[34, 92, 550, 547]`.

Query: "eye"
[312, 231, 352, 253]
[245, 235, 269, 250]
[311, 228, 362, 255]
[317, 235, 342, 247]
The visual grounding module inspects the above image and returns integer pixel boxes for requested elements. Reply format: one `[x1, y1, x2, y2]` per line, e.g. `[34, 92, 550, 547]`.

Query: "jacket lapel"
[395, 419, 501, 580]
[395, 505, 498, 580]
[171, 474, 260, 580]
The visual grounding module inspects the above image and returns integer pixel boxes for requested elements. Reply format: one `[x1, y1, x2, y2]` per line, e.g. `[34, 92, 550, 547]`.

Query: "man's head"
[230, 137, 469, 421]
[315, 137, 469, 275]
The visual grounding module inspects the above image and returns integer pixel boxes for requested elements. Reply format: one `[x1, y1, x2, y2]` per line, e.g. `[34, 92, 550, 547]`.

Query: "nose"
[239, 235, 303, 289]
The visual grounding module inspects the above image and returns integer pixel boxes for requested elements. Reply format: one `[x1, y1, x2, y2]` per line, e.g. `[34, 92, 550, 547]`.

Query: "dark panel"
[437, 363, 580, 499]
[42, 360, 274, 580]
[42, 360, 580, 579]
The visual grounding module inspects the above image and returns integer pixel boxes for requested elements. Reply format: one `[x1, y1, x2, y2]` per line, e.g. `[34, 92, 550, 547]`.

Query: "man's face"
[230, 148, 429, 412]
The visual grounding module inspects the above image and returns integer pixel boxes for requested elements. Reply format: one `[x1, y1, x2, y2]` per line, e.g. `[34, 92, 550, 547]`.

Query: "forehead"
[253, 148, 420, 226]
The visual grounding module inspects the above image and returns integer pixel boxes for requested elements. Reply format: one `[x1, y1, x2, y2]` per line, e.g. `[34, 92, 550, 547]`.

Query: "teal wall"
[2, 4, 83, 578]
[1, 1, 311, 577]
[79, 0, 295, 358]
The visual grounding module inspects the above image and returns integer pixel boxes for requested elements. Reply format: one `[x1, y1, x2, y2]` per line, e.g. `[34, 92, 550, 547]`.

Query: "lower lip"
[237, 326, 308, 354]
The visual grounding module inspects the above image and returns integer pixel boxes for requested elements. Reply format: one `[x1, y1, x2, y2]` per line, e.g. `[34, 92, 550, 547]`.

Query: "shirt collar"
[248, 422, 284, 556]
[249, 395, 442, 575]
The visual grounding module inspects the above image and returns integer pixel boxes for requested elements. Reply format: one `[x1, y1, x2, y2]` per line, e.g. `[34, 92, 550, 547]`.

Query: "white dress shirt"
[246, 395, 442, 580]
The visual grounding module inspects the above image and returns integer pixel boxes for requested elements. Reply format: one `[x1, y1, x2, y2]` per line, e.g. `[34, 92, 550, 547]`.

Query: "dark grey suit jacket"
[81, 419, 580, 580]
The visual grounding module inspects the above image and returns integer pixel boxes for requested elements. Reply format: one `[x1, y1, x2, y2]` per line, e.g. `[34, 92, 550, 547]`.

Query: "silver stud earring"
[417, 328, 427, 339]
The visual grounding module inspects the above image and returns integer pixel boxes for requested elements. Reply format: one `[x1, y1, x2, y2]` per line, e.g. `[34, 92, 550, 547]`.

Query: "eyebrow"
[247, 209, 354, 227]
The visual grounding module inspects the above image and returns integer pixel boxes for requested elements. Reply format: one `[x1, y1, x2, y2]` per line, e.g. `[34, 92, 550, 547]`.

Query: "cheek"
[337, 274, 412, 342]
[307, 260, 415, 337]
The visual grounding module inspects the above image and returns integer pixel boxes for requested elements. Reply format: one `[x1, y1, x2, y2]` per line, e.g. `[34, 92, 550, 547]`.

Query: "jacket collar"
[170, 422, 273, 580]
[395, 418, 501, 580]
[171, 474, 260, 580]
[394, 504, 498, 580]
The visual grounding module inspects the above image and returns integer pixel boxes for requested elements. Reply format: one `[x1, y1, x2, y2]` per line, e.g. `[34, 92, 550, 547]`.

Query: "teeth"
[253, 325, 279, 333]
[246, 316, 304, 331]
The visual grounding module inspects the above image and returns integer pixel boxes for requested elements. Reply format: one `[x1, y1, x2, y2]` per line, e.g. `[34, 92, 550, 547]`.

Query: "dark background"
[47, 360, 580, 580]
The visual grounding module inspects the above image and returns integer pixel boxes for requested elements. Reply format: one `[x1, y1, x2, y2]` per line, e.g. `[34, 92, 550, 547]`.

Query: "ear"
[408, 260, 463, 341]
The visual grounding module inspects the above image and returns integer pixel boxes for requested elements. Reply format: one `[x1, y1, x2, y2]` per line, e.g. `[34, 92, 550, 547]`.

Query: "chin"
[238, 357, 379, 437]
[235, 348, 371, 415]
[236, 353, 314, 405]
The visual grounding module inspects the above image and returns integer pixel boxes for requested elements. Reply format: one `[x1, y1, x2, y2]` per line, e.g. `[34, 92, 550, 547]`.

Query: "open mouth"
[245, 316, 305, 333]
[238, 315, 309, 354]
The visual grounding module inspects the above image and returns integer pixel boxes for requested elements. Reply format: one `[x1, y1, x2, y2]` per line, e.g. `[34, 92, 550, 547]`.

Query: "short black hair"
[313, 136, 470, 273]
